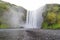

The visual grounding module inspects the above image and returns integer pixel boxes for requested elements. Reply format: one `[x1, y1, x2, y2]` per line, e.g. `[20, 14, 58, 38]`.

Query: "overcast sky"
[2, 0, 60, 10]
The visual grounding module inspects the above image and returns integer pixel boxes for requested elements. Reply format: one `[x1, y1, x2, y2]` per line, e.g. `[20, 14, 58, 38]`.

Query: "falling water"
[25, 11, 37, 28]
[25, 6, 46, 28]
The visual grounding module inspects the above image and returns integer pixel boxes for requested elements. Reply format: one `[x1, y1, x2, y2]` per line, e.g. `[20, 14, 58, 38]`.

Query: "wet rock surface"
[0, 29, 60, 40]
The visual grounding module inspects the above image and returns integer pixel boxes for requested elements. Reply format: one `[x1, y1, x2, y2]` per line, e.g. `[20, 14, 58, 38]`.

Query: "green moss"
[0, 1, 9, 29]
[0, 24, 9, 29]
[42, 22, 60, 29]
[0, 2, 9, 17]
[0, 3, 8, 11]
[42, 22, 48, 29]
[42, 4, 60, 29]
[0, 18, 9, 29]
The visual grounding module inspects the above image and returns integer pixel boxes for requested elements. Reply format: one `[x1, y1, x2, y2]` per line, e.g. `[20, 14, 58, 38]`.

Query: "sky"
[2, 0, 60, 11]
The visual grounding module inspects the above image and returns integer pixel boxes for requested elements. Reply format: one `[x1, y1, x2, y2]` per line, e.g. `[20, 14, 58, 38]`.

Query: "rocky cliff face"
[0, 1, 27, 28]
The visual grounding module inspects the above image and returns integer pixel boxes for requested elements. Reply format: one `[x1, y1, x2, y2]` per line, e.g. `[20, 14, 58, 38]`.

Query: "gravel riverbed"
[0, 29, 60, 40]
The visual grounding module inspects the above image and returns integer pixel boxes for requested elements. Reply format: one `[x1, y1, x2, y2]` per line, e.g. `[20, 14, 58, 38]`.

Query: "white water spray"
[25, 11, 37, 28]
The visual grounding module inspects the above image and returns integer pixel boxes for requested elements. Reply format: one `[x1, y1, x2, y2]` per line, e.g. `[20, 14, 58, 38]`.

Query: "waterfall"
[2, 5, 44, 29]
[25, 11, 37, 28]
[25, 6, 46, 29]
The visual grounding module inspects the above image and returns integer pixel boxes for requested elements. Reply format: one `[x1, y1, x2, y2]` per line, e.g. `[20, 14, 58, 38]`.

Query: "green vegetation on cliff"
[0, 1, 10, 28]
[0, 1, 27, 29]
[42, 4, 60, 29]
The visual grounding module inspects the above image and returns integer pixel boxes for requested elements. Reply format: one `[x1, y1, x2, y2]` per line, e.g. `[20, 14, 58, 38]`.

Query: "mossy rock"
[42, 22, 60, 29]
[42, 4, 60, 29]
[0, 24, 9, 29]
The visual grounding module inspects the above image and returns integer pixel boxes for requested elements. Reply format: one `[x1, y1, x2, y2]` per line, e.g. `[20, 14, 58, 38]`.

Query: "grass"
[0, 24, 9, 29]
[42, 22, 60, 29]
